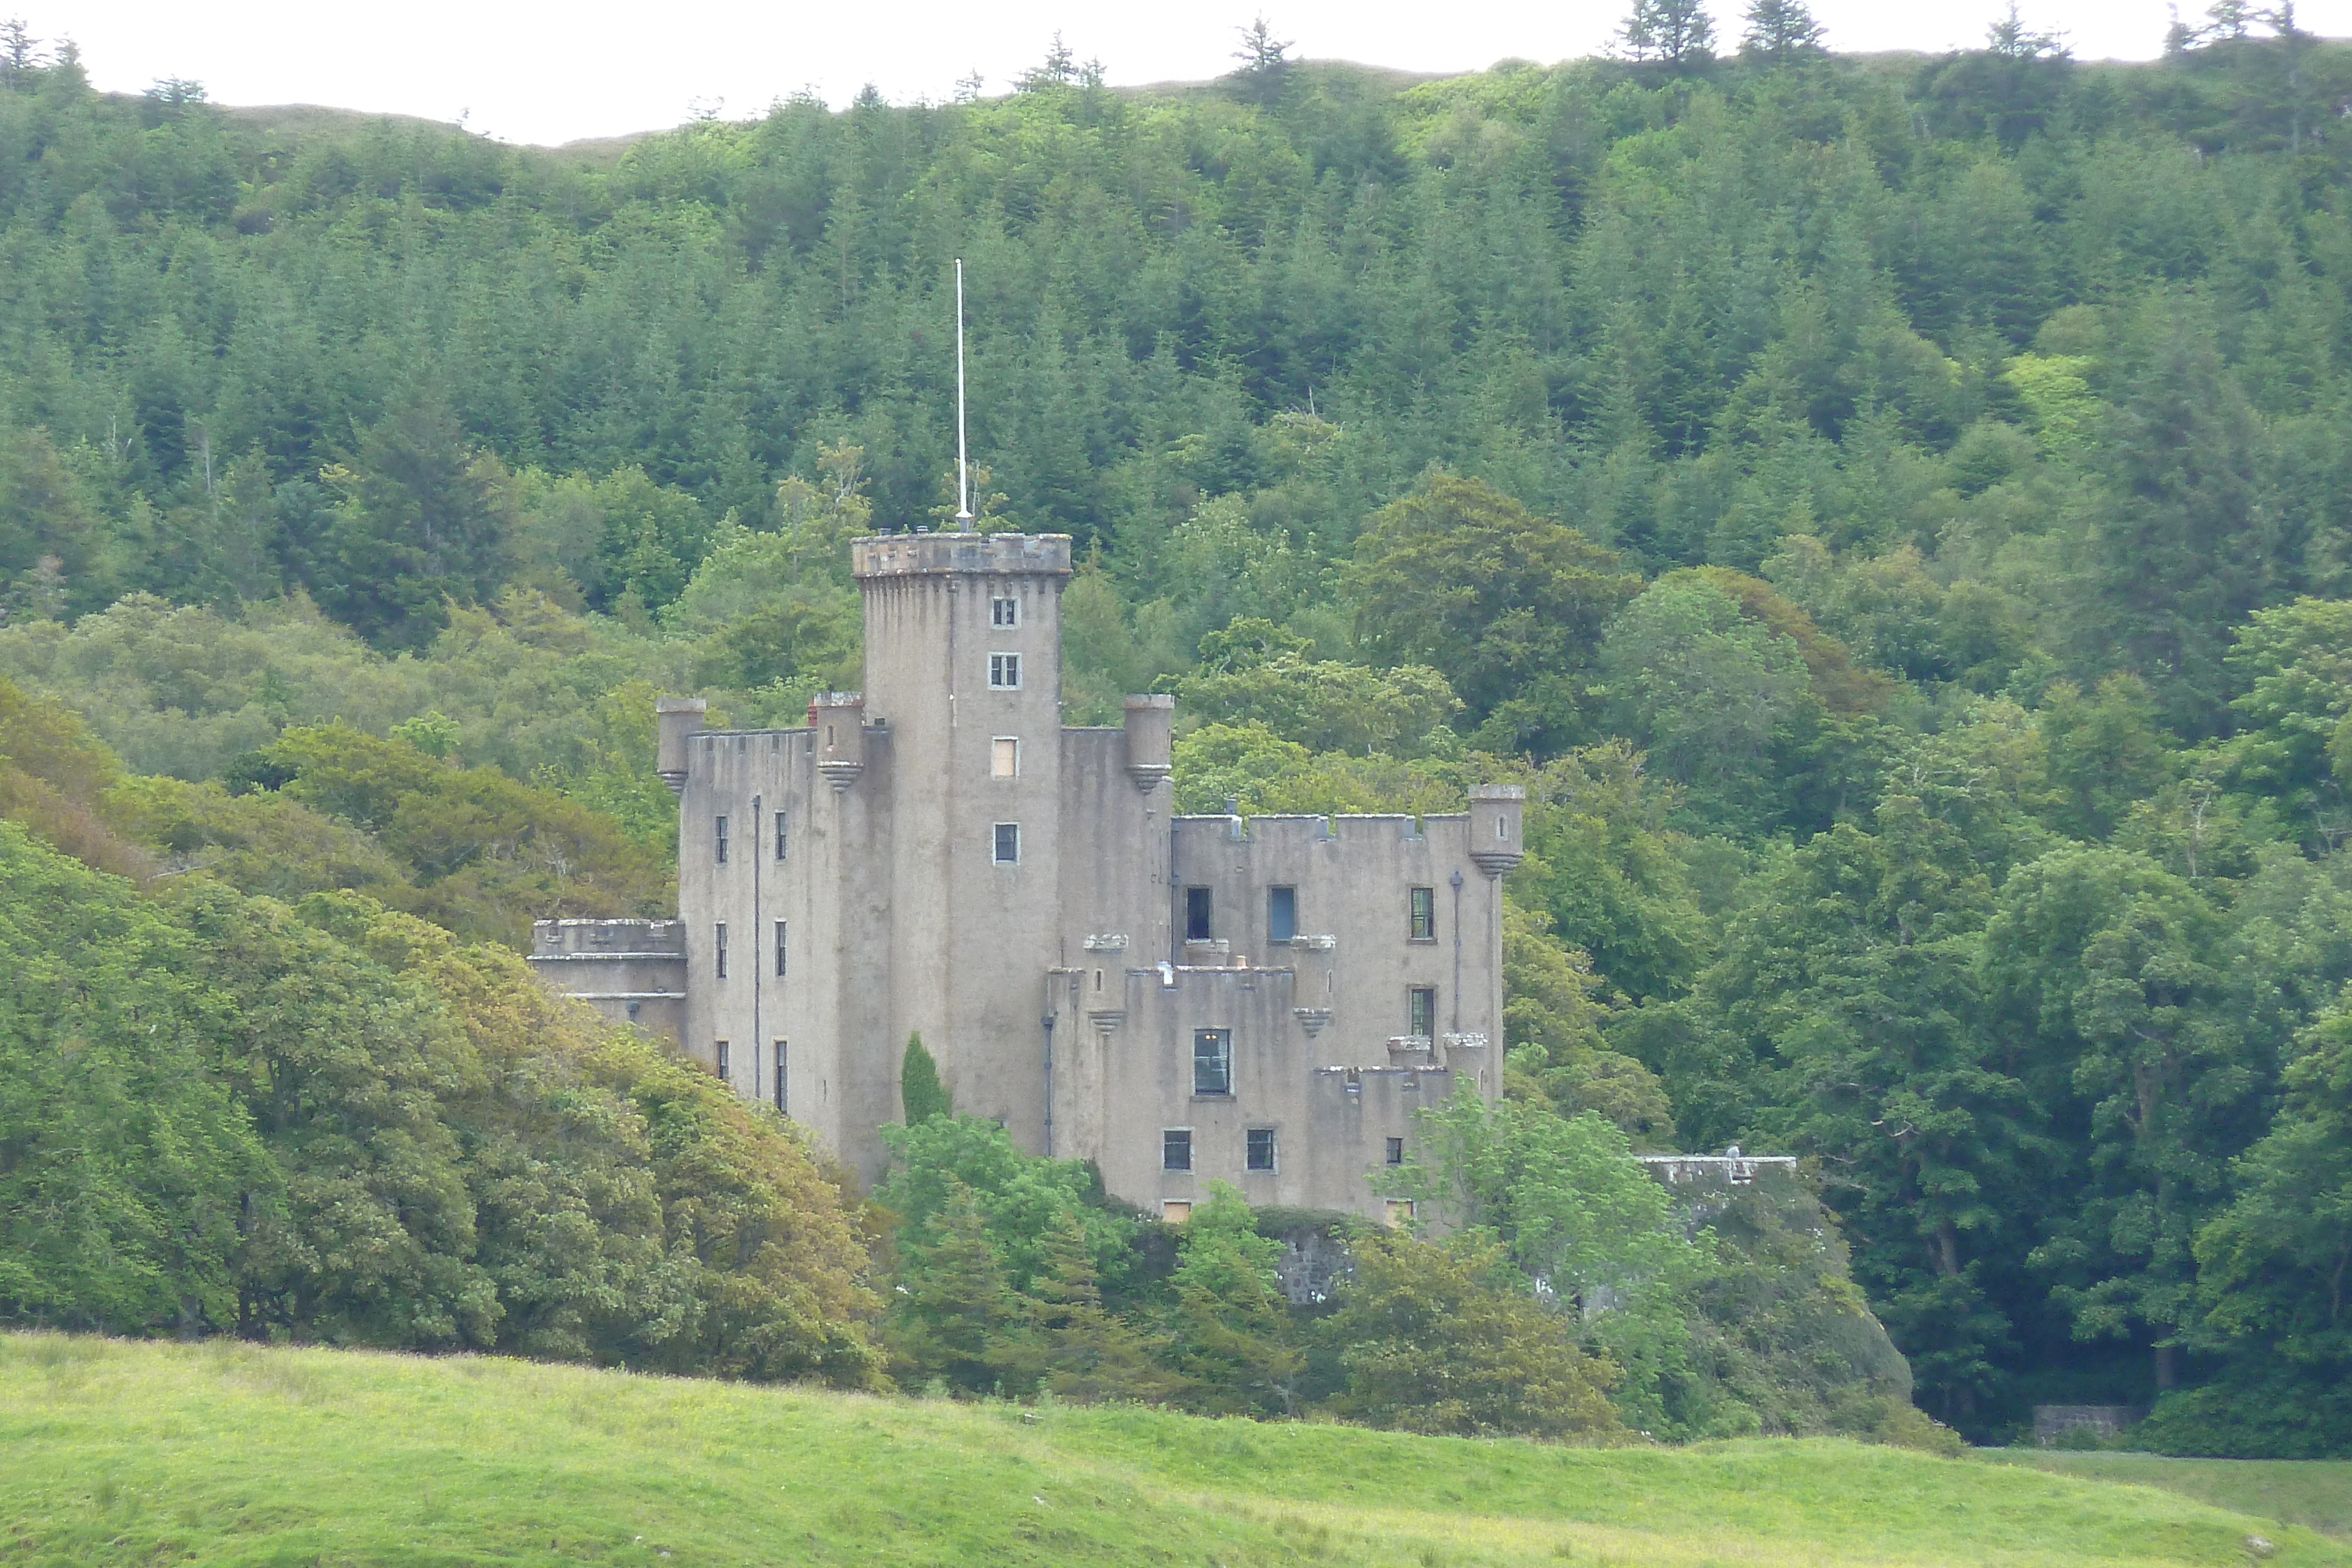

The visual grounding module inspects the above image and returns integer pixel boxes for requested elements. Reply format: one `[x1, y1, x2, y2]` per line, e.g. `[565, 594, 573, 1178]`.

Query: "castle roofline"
[852, 531, 1073, 579]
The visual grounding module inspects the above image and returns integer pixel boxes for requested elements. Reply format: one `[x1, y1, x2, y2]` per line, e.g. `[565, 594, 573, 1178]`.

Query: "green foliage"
[1160, 1185, 1304, 1418]
[898, 1033, 951, 1125]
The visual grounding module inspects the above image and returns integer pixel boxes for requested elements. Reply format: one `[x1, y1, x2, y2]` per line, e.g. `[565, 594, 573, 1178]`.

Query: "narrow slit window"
[715, 1041, 730, 1081]
[774, 809, 788, 860]
[993, 823, 1020, 864]
[715, 815, 730, 865]
[1409, 885, 1435, 941]
[991, 737, 1018, 778]
[774, 920, 787, 978]
[1267, 886, 1297, 944]
[1246, 1127, 1277, 1173]
[714, 923, 728, 979]
[1185, 886, 1213, 942]
[1192, 1029, 1232, 1096]
[1162, 1128, 1192, 1172]
[988, 652, 1021, 690]
[774, 1040, 787, 1115]
[1409, 986, 1436, 1039]
[991, 596, 1020, 628]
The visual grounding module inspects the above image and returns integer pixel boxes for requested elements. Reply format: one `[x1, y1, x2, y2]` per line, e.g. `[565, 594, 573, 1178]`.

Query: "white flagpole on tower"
[954, 258, 973, 526]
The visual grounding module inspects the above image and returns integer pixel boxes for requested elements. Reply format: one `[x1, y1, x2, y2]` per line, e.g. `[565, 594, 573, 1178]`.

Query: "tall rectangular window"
[1246, 1128, 1277, 1173]
[1409, 885, 1436, 941]
[1192, 1029, 1232, 1096]
[991, 737, 1019, 778]
[1185, 886, 1214, 941]
[715, 815, 730, 865]
[714, 923, 729, 979]
[774, 920, 787, 978]
[991, 596, 1020, 628]
[1385, 1136, 1406, 1166]
[716, 1041, 730, 1081]
[774, 809, 788, 860]
[993, 823, 1020, 864]
[774, 1040, 787, 1115]
[1409, 986, 1437, 1039]
[988, 652, 1021, 689]
[1267, 886, 1297, 944]
[1162, 1128, 1192, 1172]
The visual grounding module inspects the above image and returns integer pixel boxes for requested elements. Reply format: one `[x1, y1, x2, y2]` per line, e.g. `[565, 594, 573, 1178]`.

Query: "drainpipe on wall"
[751, 791, 762, 1106]
[1449, 867, 1464, 1035]
[1043, 968, 1080, 1159]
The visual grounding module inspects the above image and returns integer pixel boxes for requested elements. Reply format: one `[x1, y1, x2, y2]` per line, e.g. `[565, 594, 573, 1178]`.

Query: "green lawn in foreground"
[1984, 1450, 2352, 1541]
[0, 1332, 2342, 1568]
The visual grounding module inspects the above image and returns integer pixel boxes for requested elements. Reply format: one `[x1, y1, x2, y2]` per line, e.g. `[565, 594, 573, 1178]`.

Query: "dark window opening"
[715, 923, 728, 979]
[1162, 1129, 1192, 1172]
[774, 920, 787, 978]
[991, 596, 1020, 628]
[1409, 885, 1435, 941]
[1247, 1128, 1277, 1172]
[994, 822, 1020, 864]
[775, 1040, 787, 1115]
[1385, 1136, 1405, 1166]
[1268, 885, 1297, 944]
[716, 1041, 730, 1081]
[1192, 1029, 1231, 1096]
[774, 809, 788, 860]
[715, 815, 730, 865]
[1409, 987, 1436, 1039]
[988, 652, 1021, 689]
[1185, 886, 1213, 941]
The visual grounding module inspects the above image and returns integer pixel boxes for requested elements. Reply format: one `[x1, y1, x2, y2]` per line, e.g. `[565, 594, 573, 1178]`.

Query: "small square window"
[1268, 886, 1297, 944]
[1162, 1200, 1194, 1225]
[716, 815, 730, 865]
[774, 809, 789, 860]
[988, 651, 1022, 689]
[1409, 986, 1437, 1039]
[991, 596, 1020, 628]
[714, 922, 728, 979]
[992, 737, 1018, 778]
[993, 823, 1020, 864]
[1385, 1136, 1405, 1166]
[716, 1040, 730, 1081]
[1193, 1029, 1232, 1096]
[1185, 886, 1213, 942]
[1409, 885, 1435, 941]
[1163, 1128, 1193, 1172]
[1247, 1127, 1277, 1172]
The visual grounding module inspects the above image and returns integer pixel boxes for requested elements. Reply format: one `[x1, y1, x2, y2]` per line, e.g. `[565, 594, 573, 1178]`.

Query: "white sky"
[16, 0, 2352, 147]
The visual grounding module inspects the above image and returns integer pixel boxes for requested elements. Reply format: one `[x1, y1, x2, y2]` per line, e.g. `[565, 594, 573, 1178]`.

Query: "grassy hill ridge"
[1, 1332, 2341, 1567]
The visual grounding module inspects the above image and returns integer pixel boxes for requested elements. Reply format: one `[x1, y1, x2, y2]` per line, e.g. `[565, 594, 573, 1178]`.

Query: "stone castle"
[529, 531, 1524, 1223]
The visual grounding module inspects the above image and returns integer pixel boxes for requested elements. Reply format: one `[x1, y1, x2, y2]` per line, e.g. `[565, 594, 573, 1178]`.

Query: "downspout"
[1043, 968, 1080, 1159]
[751, 791, 762, 1106]
[1449, 867, 1464, 1035]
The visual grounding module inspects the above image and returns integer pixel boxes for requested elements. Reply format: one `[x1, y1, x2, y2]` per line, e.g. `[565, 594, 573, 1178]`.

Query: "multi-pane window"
[991, 737, 1018, 778]
[991, 596, 1020, 628]
[993, 823, 1020, 864]
[774, 1040, 787, 1115]
[1409, 987, 1437, 1039]
[988, 652, 1021, 689]
[1267, 886, 1297, 944]
[774, 809, 789, 860]
[1246, 1128, 1277, 1173]
[716, 1041, 730, 1081]
[714, 923, 729, 979]
[1185, 886, 1213, 941]
[715, 815, 730, 865]
[1409, 885, 1436, 941]
[1385, 1136, 1406, 1166]
[1192, 1029, 1232, 1096]
[1162, 1128, 1192, 1172]
[774, 920, 788, 978]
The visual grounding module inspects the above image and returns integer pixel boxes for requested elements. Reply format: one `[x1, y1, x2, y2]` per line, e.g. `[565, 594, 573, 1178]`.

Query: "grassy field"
[1984, 1450, 2352, 1542]
[0, 1332, 2343, 1568]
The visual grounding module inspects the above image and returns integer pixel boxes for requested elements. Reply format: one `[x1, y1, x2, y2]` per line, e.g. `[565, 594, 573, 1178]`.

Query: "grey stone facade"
[529, 531, 1521, 1222]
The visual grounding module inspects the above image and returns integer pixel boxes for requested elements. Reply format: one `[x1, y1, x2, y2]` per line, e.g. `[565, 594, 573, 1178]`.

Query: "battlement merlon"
[851, 531, 1074, 580]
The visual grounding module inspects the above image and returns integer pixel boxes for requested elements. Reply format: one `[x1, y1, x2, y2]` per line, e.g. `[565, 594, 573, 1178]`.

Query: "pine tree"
[992, 1214, 1182, 1403]
[1619, 0, 1716, 69]
[900, 1032, 951, 1124]
[886, 1181, 1015, 1393]
[1740, 0, 1824, 62]
[1161, 1185, 1302, 1416]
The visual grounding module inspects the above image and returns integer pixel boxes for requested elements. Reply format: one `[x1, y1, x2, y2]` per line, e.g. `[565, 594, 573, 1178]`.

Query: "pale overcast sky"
[15, 0, 2349, 147]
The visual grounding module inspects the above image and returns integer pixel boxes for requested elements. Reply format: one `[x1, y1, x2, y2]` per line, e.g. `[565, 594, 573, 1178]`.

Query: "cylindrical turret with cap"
[656, 697, 707, 798]
[810, 692, 867, 791]
[1469, 784, 1525, 877]
[1123, 694, 1173, 793]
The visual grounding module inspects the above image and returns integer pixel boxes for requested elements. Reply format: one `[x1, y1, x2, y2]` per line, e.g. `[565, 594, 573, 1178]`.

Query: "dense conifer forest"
[4, 6, 2352, 1454]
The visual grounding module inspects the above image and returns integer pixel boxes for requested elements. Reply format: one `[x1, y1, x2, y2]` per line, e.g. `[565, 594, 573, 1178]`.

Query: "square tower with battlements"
[532, 531, 1521, 1222]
